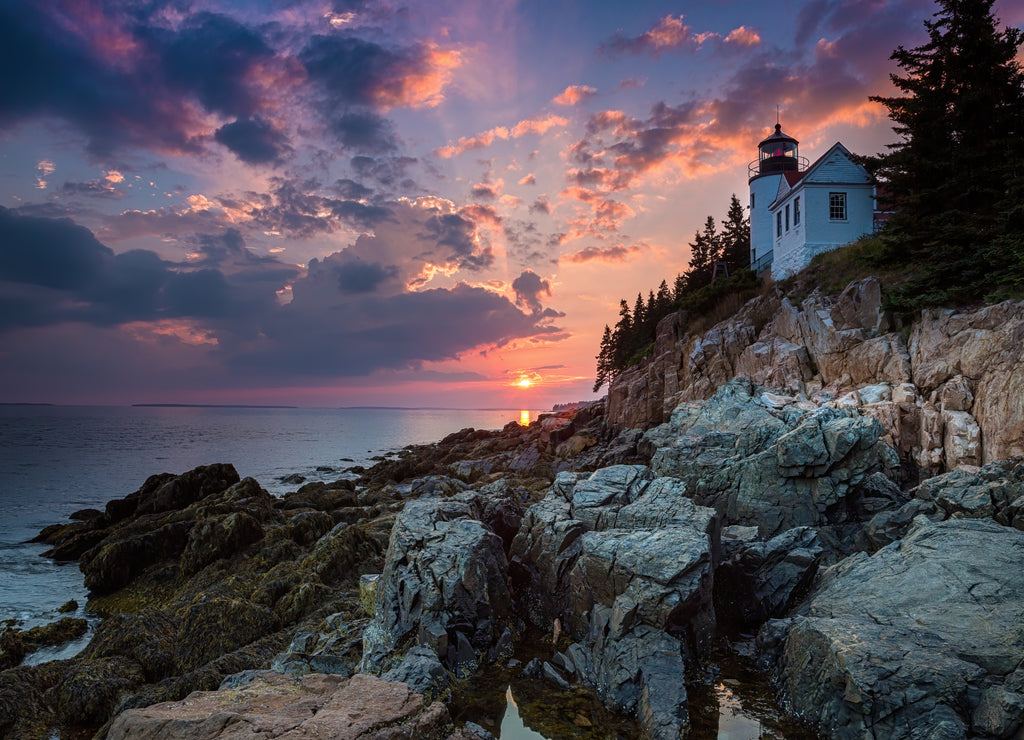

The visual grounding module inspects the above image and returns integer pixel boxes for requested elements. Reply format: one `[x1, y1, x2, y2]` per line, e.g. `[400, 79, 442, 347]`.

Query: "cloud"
[0, 5, 286, 158]
[600, 15, 718, 58]
[329, 111, 398, 153]
[435, 114, 568, 158]
[561, 243, 647, 264]
[214, 117, 292, 164]
[529, 196, 551, 215]
[301, 36, 460, 111]
[512, 270, 552, 312]
[0, 206, 560, 385]
[518, 174, 536, 186]
[148, 12, 276, 119]
[553, 85, 597, 106]
[725, 26, 761, 46]
[336, 261, 399, 293]
[0, 207, 297, 332]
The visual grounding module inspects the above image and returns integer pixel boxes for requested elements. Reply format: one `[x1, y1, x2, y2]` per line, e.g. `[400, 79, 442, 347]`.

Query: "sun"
[516, 378, 533, 388]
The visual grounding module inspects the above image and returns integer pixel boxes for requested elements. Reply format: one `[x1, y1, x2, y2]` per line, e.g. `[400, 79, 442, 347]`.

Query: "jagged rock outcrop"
[608, 278, 1024, 477]
[645, 379, 899, 540]
[510, 465, 718, 737]
[360, 494, 514, 678]
[760, 518, 1024, 739]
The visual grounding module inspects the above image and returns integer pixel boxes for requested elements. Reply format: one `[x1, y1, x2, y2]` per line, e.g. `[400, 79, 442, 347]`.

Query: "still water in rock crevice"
[450, 637, 822, 739]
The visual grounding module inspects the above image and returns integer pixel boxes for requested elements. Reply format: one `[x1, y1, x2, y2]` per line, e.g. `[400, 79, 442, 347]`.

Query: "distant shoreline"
[132, 403, 299, 409]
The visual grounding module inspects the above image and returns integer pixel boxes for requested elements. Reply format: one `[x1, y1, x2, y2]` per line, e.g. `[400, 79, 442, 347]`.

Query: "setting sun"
[516, 378, 533, 388]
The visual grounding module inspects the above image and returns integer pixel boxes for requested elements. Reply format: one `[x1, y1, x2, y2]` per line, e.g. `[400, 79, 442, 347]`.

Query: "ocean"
[0, 404, 541, 639]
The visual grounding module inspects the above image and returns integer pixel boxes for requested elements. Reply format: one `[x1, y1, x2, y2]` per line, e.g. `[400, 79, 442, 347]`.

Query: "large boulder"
[510, 465, 717, 737]
[361, 495, 512, 675]
[649, 380, 896, 539]
[762, 519, 1024, 739]
[104, 672, 450, 740]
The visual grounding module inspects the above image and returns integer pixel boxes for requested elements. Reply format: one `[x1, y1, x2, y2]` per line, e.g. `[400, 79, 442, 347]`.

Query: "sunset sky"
[3, 0, 1021, 409]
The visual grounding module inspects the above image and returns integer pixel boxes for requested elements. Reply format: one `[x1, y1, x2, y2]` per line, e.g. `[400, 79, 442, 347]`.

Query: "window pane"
[829, 192, 846, 220]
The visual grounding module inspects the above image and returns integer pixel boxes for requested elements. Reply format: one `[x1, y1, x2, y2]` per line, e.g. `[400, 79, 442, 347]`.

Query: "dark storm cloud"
[336, 261, 399, 293]
[0, 207, 562, 385]
[351, 156, 419, 188]
[329, 111, 399, 153]
[332, 179, 375, 201]
[148, 12, 274, 118]
[0, 208, 112, 291]
[423, 213, 493, 270]
[237, 282, 562, 378]
[511, 270, 551, 313]
[0, 3, 199, 157]
[0, 4, 295, 159]
[243, 178, 395, 237]
[0, 207, 295, 330]
[214, 117, 292, 164]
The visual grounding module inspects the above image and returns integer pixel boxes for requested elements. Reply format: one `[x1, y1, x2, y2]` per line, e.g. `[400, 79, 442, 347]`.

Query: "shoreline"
[5, 382, 1024, 739]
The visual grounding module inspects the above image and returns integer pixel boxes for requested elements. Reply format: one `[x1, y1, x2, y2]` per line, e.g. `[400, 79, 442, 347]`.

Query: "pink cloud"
[553, 84, 597, 106]
[435, 114, 568, 158]
[601, 15, 719, 57]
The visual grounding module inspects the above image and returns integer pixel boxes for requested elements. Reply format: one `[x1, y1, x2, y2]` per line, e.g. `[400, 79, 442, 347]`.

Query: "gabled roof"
[769, 142, 871, 210]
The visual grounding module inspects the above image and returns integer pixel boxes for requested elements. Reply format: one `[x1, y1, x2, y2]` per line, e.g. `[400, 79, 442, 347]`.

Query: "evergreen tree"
[610, 299, 632, 372]
[686, 216, 721, 291]
[593, 324, 613, 392]
[655, 280, 672, 316]
[719, 194, 751, 272]
[672, 272, 687, 302]
[868, 0, 1024, 304]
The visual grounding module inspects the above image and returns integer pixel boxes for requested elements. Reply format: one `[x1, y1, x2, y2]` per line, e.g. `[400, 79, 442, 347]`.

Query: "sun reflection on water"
[520, 410, 531, 426]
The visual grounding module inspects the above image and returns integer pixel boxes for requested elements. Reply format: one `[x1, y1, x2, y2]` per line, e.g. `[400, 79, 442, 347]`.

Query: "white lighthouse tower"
[748, 123, 805, 273]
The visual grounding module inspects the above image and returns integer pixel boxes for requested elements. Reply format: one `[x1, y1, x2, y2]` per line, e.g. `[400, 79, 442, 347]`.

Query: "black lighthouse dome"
[756, 123, 800, 175]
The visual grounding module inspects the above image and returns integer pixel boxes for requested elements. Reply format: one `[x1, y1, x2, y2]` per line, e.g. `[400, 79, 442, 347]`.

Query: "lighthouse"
[748, 123, 805, 273]
[748, 124, 876, 278]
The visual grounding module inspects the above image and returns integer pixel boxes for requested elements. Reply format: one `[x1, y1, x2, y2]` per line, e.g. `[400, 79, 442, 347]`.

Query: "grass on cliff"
[778, 235, 922, 306]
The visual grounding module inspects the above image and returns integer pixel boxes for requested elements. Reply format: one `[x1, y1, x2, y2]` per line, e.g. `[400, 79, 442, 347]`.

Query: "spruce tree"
[685, 216, 721, 292]
[869, 0, 1024, 305]
[593, 324, 613, 392]
[610, 299, 632, 372]
[719, 194, 751, 272]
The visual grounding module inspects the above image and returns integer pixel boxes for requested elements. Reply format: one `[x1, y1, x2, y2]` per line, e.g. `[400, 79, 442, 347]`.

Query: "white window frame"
[829, 192, 847, 221]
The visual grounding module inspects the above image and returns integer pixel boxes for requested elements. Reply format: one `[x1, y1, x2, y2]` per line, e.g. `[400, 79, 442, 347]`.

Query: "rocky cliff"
[7, 278, 1024, 740]
[607, 278, 1024, 477]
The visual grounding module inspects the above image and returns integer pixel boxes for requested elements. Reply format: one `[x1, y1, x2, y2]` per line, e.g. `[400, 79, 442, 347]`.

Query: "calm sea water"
[0, 405, 540, 634]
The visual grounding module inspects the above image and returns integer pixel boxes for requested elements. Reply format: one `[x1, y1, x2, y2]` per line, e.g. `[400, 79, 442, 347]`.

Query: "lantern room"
[754, 123, 800, 177]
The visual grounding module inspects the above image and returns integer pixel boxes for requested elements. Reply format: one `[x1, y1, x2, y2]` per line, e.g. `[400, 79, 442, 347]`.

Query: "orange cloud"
[602, 15, 719, 57]
[518, 173, 536, 186]
[553, 84, 597, 106]
[561, 243, 646, 264]
[436, 114, 568, 158]
[725, 26, 761, 46]
[372, 42, 462, 110]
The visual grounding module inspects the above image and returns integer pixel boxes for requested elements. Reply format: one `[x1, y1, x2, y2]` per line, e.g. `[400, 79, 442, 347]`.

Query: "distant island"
[132, 403, 299, 409]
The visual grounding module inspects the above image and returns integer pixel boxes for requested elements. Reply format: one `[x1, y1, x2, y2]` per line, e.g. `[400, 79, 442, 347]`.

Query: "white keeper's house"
[748, 123, 877, 279]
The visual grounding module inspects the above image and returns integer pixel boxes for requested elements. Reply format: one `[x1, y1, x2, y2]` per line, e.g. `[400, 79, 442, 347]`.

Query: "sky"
[2, 0, 1022, 409]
